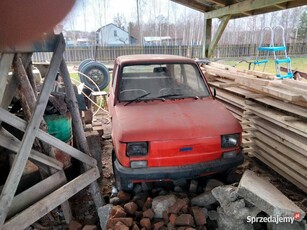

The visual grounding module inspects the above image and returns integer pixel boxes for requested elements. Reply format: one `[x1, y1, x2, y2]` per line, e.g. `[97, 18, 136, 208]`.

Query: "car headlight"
[221, 134, 240, 149]
[126, 142, 148, 156]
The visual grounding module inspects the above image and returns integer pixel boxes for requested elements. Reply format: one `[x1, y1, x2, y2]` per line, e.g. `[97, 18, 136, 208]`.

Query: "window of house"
[114, 30, 117, 37]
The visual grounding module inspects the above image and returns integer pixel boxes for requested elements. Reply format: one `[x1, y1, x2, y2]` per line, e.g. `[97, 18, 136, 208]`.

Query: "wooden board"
[0, 107, 97, 167]
[246, 104, 307, 137]
[3, 167, 100, 230]
[252, 96, 307, 119]
[252, 117, 307, 156]
[255, 150, 307, 193]
[0, 54, 14, 104]
[254, 142, 307, 186]
[254, 131, 307, 167]
[7, 170, 67, 218]
[0, 129, 63, 170]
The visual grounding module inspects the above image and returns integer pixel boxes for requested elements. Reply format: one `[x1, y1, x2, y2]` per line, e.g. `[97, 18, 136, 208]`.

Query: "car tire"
[79, 61, 110, 91]
[112, 150, 134, 192]
[78, 58, 94, 80]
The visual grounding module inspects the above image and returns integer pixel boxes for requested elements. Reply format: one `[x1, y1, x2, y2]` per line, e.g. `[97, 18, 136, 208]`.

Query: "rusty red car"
[107, 54, 243, 190]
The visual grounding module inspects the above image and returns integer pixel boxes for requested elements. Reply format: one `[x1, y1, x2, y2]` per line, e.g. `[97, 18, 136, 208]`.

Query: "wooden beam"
[196, 0, 226, 7]
[0, 129, 63, 170]
[60, 59, 105, 210]
[0, 35, 59, 53]
[208, 15, 231, 58]
[0, 54, 14, 104]
[202, 18, 212, 58]
[171, 0, 208, 12]
[7, 170, 66, 218]
[0, 35, 65, 228]
[0, 107, 97, 167]
[203, 0, 290, 19]
[3, 167, 100, 230]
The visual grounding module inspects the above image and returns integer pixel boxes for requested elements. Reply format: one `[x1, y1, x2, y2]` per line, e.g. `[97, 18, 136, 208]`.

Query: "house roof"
[171, 0, 306, 19]
[143, 36, 172, 42]
[96, 23, 128, 33]
[96, 23, 137, 40]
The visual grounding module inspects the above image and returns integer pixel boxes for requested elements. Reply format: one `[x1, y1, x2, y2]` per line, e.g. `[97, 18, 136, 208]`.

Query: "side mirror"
[213, 87, 216, 99]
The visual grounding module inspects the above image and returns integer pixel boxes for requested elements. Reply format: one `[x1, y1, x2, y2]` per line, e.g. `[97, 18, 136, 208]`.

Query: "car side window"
[185, 65, 208, 94]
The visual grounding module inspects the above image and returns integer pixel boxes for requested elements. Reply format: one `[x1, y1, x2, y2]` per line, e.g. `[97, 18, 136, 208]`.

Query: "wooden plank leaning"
[0, 107, 97, 167]
[7, 170, 67, 219]
[3, 167, 100, 230]
[60, 59, 105, 210]
[0, 129, 63, 170]
[0, 35, 65, 228]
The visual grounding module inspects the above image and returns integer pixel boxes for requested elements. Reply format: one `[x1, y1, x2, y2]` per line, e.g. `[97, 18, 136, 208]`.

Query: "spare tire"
[79, 61, 110, 91]
[78, 59, 94, 80]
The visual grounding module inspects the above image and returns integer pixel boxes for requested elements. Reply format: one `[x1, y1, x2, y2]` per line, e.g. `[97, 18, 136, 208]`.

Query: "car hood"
[112, 98, 242, 142]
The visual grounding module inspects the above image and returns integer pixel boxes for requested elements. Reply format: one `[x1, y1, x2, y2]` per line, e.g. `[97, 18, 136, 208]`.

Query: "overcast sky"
[61, 0, 198, 32]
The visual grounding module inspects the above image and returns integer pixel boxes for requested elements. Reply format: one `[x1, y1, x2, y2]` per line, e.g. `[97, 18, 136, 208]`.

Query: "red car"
[108, 54, 243, 191]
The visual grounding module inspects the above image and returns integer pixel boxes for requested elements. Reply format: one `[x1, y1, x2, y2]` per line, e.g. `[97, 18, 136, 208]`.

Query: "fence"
[32, 43, 306, 64]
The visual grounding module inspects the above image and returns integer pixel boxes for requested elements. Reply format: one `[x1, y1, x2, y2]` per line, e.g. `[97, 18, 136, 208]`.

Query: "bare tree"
[113, 13, 127, 29]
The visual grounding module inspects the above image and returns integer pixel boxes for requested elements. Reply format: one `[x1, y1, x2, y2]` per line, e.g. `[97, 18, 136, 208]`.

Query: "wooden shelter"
[171, 0, 307, 57]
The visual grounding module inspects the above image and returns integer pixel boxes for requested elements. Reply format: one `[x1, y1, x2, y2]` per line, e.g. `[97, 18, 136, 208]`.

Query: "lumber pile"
[202, 62, 307, 193]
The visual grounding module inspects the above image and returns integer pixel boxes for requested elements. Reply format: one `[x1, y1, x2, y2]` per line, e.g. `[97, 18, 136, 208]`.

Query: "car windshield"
[118, 63, 210, 102]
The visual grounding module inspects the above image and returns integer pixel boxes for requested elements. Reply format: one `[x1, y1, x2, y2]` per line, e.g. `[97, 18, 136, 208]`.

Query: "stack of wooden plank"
[202, 62, 307, 193]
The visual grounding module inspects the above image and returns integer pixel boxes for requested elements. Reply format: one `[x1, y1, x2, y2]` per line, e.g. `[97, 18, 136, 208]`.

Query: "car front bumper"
[114, 152, 244, 190]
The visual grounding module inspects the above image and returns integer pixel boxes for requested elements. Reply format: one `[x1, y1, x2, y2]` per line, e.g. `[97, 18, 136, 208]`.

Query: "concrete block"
[152, 194, 176, 218]
[238, 170, 305, 221]
[98, 204, 113, 230]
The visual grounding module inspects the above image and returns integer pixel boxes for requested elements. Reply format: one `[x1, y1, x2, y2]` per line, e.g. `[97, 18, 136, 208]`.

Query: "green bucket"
[44, 114, 72, 143]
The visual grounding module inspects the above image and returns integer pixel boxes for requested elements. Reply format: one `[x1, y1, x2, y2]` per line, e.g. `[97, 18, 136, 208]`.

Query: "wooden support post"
[14, 54, 37, 111]
[202, 18, 212, 58]
[60, 59, 105, 210]
[26, 61, 38, 98]
[208, 15, 231, 58]
[1, 70, 19, 110]
[0, 54, 14, 104]
[0, 35, 65, 228]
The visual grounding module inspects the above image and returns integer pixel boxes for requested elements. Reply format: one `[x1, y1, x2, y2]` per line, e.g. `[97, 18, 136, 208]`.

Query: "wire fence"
[32, 43, 307, 64]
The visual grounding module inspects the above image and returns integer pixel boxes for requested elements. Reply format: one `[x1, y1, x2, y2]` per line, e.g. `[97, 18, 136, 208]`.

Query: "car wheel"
[112, 150, 134, 192]
[78, 58, 94, 80]
[79, 61, 110, 91]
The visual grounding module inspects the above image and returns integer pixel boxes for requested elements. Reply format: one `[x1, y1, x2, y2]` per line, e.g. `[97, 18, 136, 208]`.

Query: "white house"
[96, 23, 136, 46]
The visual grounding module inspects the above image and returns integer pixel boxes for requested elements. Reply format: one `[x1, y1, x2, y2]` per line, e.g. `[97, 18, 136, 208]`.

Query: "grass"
[220, 57, 307, 75]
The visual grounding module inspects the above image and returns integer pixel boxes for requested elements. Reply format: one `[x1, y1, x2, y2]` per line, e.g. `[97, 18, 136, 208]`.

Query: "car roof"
[116, 54, 196, 65]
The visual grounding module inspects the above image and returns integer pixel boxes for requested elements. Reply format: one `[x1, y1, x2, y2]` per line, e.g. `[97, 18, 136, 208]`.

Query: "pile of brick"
[98, 171, 306, 230]
[98, 178, 224, 230]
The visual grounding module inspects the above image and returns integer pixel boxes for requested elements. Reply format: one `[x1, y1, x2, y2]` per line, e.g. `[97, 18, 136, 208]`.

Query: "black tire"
[79, 61, 110, 91]
[78, 59, 94, 80]
[112, 150, 133, 192]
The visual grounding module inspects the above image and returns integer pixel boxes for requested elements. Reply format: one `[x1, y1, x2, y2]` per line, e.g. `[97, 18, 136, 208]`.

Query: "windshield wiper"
[124, 92, 151, 106]
[157, 93, 183, 99]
